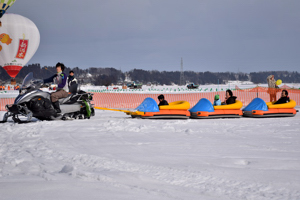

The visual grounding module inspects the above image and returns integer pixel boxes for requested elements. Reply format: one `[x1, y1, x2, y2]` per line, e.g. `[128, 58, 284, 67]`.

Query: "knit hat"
[214, 94, 220, 100]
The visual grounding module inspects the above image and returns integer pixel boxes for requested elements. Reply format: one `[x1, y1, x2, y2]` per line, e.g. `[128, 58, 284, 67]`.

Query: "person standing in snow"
[67, 70, 78, 90]
[158, 94, 169, 106]
[267, 75, 278, 102]
[43, 62, 69, 114]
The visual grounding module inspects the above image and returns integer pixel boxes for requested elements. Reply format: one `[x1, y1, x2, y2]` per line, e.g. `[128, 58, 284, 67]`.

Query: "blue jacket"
[213, 99, 221, 106]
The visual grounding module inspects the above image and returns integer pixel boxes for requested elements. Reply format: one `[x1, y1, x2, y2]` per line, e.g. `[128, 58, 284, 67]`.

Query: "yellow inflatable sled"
[96, 98, 191, 119]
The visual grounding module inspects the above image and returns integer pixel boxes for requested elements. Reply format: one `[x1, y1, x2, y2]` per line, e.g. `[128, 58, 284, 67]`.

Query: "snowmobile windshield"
[21, 72, 34, 89]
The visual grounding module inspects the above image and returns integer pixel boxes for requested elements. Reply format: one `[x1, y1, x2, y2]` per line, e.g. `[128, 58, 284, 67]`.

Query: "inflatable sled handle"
[95, 107, 131, 113]
[95, 107, 145, 116]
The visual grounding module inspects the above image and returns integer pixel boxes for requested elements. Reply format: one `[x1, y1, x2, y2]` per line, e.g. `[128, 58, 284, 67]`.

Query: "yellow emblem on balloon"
[0, 33, 12, 45]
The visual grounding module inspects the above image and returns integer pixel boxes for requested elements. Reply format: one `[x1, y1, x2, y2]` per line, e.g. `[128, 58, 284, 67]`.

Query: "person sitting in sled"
[158, 94, 169, 106]
[274, 90, 290, 104]
[43, 62, 69, 114]
[213, 94, 221, 106]
[222, 89, 237, 105]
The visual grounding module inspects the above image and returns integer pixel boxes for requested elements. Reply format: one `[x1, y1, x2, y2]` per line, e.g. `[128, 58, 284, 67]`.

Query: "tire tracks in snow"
[1, 116, 300, 199]
[0, 122, 65, 180]
[67, 154, 300, 200]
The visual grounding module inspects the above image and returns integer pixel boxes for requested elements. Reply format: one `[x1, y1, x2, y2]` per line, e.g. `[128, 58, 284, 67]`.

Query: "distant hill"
[1, 64, 300, 85]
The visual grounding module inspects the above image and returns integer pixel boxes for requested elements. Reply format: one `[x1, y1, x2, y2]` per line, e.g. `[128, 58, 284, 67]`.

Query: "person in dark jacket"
[158, 94, 169, 106]
[222, 89, 237, 105]
[274, 90, 290, 104]
[44, 62, 68, 114]
[67, 70, 78, 89]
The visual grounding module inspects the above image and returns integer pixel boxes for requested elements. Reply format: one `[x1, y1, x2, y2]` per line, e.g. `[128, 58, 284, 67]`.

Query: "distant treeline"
[1, 64, 300, 85]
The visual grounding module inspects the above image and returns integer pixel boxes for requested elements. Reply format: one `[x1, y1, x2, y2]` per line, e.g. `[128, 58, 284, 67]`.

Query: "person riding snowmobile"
[43, 62, 68, 114]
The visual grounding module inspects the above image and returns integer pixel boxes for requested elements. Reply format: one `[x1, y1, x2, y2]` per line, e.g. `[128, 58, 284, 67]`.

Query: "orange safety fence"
[0, 98, 15, 111]
[0, 87, 300, 111]
[91, 87, 300, 109]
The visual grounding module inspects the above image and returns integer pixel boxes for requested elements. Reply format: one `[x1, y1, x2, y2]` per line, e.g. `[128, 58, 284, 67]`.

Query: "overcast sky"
[7, 0, 300, 72]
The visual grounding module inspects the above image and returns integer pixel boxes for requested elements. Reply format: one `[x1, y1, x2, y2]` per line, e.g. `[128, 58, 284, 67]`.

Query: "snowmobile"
[1, 72, 94, 123]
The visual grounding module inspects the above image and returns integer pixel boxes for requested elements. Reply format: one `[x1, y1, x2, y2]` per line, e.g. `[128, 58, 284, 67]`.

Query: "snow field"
[0, 109, 300, 200]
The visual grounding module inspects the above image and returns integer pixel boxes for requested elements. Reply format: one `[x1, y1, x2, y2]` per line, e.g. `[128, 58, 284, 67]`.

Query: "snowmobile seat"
[57, 84, 80, 104]
[59, 95, 73, 104]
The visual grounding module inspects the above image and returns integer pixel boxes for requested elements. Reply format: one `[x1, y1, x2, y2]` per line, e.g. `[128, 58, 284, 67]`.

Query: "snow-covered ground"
[1, 109, 300, 200]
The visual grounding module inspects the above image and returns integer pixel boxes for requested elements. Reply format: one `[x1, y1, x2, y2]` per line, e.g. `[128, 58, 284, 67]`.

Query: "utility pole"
[180, 57, 184, 85]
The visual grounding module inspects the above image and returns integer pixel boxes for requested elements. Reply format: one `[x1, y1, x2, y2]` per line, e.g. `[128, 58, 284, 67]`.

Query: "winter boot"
[52, 101, 61, 114]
